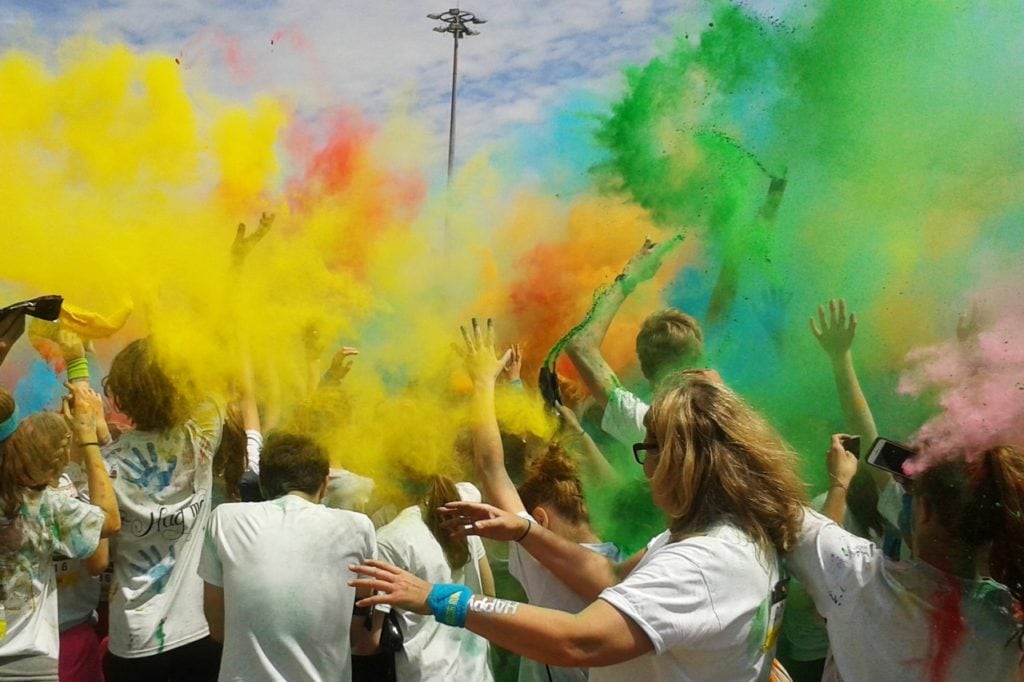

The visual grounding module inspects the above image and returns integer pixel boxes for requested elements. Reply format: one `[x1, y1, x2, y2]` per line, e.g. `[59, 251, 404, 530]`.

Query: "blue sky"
[0, 1, 787, 179]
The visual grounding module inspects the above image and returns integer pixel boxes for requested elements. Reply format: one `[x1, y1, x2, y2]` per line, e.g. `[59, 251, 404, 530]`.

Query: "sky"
[0, 0, 786, 181]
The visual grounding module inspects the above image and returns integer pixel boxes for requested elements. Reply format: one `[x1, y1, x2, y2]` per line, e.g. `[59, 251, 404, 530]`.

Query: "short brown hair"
[636, 309, 704, 382]
[259, 432, 329, 499]
[104, 338, 187, 432]
[646, 372, 807, 555]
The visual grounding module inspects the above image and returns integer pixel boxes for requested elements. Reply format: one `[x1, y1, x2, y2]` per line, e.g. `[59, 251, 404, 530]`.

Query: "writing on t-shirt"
[126, 497, 205, 540]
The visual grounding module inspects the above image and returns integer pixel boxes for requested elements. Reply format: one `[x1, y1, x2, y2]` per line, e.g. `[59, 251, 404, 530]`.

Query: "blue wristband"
[427, 583, 472, 628]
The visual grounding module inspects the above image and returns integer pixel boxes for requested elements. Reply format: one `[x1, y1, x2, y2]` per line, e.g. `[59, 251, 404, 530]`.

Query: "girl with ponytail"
[788, 436, 1024, 681]
[374, 472, 495, 682]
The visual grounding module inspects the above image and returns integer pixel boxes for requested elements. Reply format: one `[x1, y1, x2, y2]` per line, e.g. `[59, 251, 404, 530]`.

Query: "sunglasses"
[632, 442, 659, 465]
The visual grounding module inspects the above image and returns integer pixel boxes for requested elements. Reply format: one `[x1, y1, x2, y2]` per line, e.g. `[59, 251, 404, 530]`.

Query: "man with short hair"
[198, 433, 380, 682]
[566, 238, 704, 446]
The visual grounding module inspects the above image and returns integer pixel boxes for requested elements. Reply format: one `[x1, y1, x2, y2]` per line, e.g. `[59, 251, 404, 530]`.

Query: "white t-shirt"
[104, 399, 223, 658]
[198, 495, 377, 682]
[593, 524, 782, 682]
[51, 468, 102, 631]
[786, 508, 1021, 682]
[600, 388, 648, 446]
[376, 505, 493, 682]
[0, 488, 104, 661]
[509, 512, 623, 682]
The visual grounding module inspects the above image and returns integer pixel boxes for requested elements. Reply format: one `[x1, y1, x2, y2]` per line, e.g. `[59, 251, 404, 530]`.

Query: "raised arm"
[565, 236, 681, 407]
[64, 382, 120, 537]
[0, 309, 26, 368]
[554, 404, 617, 485]
[460, 318, 522, 514]
[350, 560, 653, 668]
[810, 299, 886, 490]
[821, 433, 859, 525]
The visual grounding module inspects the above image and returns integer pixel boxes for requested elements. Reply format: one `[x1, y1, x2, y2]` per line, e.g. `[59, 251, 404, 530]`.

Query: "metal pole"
[447, 33, 459, 184]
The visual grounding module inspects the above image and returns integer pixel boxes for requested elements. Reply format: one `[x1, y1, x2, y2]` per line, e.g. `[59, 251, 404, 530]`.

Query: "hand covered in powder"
[457, 318, 512, 387]
[501, 343, 522, 383]
[349, 560, 432, 615]
[231, 211, 274, 266]
[810, 298, 857, 360]
[618, 234, 683, 294]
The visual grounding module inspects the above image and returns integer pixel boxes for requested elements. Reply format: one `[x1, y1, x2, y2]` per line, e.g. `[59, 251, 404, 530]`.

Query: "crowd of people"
[0, 235, 1022, 682]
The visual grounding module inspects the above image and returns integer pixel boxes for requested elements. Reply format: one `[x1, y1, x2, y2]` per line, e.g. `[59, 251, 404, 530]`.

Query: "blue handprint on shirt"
[120, 443, 177, 493]
[127, 544, 176, 600]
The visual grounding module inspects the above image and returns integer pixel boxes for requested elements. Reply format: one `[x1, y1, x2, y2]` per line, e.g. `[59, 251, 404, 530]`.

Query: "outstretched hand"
[810, 299, 857, 360]
[619, 234, 684, 294]
[501, 343, 522, 383]
[348, 560, 432, 615]
[324, 347, 359, 383]
[457, 318, 512, 387]
[440, 501, 532, 543]
[231, 212, 274, 265]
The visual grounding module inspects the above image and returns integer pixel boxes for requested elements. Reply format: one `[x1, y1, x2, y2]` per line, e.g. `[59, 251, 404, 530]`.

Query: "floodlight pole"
[428, 9, 485, 185]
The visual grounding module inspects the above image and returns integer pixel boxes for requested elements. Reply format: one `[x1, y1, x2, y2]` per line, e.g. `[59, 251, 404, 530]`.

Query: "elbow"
[208, 625, 224, 644]
[101, 514, 122, 538]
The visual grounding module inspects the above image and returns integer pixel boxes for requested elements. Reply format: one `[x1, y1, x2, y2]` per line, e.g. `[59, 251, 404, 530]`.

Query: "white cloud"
[0, 0, 786, 179]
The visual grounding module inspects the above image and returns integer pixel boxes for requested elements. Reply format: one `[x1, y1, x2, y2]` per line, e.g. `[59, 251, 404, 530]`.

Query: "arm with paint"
[810, 299, 886, 491]
[555, 404, 618, 485]
[350, 560, 654, 668]
[460, 318, 524, 514]
[64, 382, 121, 538]
[565, 236, 681, 408]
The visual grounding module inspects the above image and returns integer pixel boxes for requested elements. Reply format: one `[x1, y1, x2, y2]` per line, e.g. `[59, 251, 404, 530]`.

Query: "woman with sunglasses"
[351, 366, 808, 680]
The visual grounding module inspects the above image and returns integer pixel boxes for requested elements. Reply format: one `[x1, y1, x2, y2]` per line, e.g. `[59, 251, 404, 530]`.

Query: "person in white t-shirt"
[457, 318, 623, 682]
[787, 435, 1024, 682]
[0, 384, 120, 682]
[375, 475, 494, 682]
[100, 338, 225, 681]
[352, 368, 809, 681]
[199, 432, 381, 682]
[564, 238, 704, 448]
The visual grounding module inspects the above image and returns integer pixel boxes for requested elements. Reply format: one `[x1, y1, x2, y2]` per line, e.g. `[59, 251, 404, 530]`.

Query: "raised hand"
[440, 501, 532, 543]
[810, 298, 857, 360]
[501, 343, 522, 383]
[324, 346, 359, 384]
[458, 318, 512, 387]
[826, 433, 859, 490]
[231, 211, 274, 265]
[618, 234, 684, 294]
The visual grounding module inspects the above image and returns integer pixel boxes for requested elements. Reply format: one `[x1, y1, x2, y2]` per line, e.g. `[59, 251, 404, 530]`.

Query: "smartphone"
[0, 295, 63, 322]
[866, 437, 915, 477]
[537, 366, 562, 409]
[841, 435, 861, 459]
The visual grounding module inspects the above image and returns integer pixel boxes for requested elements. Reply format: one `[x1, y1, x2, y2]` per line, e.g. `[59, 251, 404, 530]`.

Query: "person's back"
[200, 496, 375, 681]
[788, 443, 1024, 682]
[376, 483, 493, 682]
[104, 400, 222, 658]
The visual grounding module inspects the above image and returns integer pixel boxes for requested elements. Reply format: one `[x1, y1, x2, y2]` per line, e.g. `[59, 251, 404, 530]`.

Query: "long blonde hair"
[646, 372, 808, 554]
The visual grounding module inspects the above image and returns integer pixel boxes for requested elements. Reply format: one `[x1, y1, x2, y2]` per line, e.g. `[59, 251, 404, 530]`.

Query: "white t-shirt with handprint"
[0, 488, 104, 662]
[105, 400, 222, 658]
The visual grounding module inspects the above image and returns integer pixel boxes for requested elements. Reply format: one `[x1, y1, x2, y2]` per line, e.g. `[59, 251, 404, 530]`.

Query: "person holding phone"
[350, 369, 808, 681]
[785, 434, 1024, 681]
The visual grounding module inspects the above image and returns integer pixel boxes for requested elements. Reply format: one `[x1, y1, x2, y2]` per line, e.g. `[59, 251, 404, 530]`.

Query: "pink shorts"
[59, 621, 104, 682]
